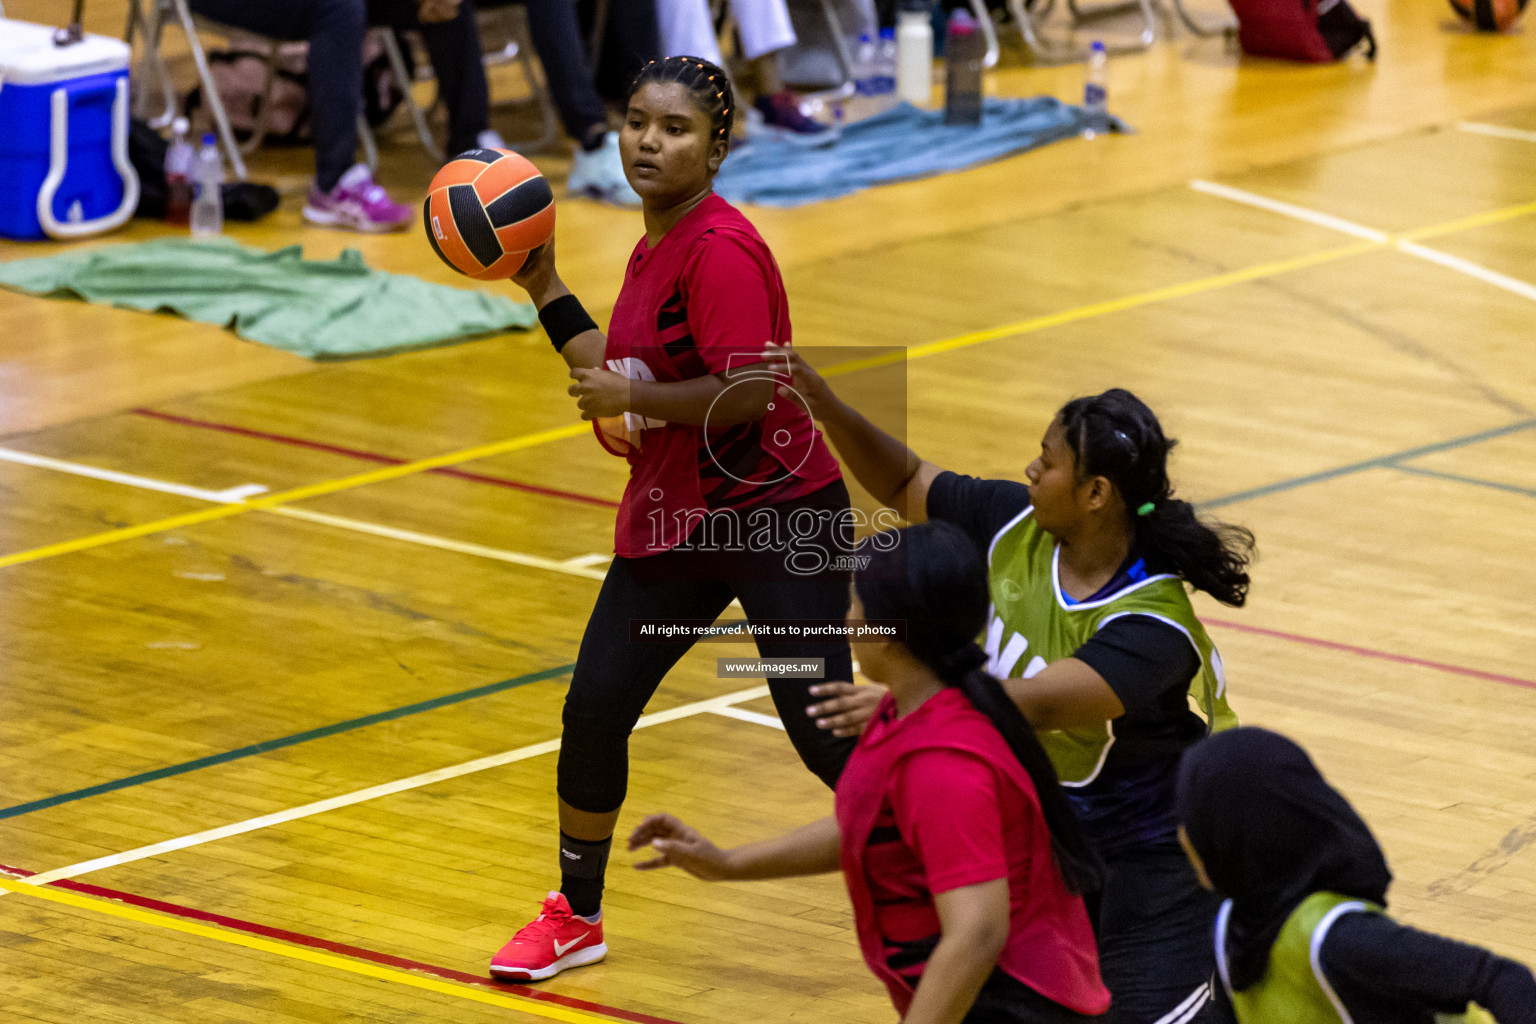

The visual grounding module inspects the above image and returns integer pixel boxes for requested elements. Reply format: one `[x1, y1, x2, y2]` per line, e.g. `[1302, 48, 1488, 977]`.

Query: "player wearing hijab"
[490, 56, 857, 981]
[1177, 727, 1536, 1024]
[631, 522, 1111, 1024]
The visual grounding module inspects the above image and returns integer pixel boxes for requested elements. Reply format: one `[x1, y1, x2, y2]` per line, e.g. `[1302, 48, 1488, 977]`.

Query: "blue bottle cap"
[202, 133, 217, 145]
[1091, 40, 1106, 51]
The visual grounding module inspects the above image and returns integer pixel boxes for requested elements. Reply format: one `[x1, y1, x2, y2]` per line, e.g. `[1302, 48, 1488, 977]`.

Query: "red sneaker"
[490, 892, 607, 981]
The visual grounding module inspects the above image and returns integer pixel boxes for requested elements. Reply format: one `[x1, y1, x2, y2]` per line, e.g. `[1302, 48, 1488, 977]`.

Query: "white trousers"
[657, 0, 798, 62]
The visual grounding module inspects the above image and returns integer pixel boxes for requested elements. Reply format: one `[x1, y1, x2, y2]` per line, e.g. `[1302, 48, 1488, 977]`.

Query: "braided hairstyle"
[1056, 388, 1256, 607]
[628, 55, 735, 146]
[855, 522, 1104, 895]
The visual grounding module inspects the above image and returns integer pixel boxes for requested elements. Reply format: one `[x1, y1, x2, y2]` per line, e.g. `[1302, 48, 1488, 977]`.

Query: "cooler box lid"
[0, 19, 131, 85]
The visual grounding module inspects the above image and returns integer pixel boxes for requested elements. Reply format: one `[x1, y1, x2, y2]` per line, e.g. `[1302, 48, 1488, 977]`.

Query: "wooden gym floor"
[2, 1, 1535, 1021]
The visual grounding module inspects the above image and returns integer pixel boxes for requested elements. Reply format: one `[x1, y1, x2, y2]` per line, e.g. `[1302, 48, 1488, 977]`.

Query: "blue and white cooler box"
[0, 19, 140, 241]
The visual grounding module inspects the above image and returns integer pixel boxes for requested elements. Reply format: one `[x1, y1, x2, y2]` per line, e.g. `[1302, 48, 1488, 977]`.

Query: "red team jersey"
[603, 193, 842, 557]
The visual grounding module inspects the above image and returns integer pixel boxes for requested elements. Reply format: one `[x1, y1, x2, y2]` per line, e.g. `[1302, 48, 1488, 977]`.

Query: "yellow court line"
[0, 875, 617, 1024]
[2, 195, 1532, 572]
[0, 421, 589, 570]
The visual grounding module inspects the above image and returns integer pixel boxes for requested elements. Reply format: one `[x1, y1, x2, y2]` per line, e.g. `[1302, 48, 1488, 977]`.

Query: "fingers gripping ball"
[423, 149, 555, 280]
[1448, 0, 1527, 30]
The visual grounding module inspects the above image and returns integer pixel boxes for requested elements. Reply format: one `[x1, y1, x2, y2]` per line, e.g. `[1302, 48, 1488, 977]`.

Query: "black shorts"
[962, 969, 1105, 1024]
[1086, 843, 1225, 1024]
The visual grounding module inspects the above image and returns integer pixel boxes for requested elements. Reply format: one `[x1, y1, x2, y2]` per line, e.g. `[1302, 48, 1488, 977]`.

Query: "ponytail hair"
[1057, 388, 1256, 607]
[856, 523, 1104, 894]
[628, 56, 735, 145]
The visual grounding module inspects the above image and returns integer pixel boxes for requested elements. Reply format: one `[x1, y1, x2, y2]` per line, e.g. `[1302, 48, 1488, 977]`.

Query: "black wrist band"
[538, 293, 599, 353]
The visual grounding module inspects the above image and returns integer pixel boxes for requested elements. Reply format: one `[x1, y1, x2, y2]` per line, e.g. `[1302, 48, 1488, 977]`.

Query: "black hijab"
[1176, 727, 1392, 991]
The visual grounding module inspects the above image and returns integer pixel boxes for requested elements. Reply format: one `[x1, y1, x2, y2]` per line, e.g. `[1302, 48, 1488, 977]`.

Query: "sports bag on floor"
[1227, 0, 1377, 62]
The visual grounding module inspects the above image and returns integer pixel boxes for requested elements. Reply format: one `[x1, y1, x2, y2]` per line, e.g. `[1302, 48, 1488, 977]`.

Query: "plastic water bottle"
[874, 28, 898, 95]
[944, 9, 984, 126]
[896, 0, 935, 107]
[190, 133, 224, 237]
[1083, 41, 1109, 139]
[853, 33, 877, 96]
[164, 117, 194, 227]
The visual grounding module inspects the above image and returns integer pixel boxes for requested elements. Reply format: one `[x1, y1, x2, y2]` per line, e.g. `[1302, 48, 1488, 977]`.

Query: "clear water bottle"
[874, 27, 898, 95]
[896, 0, 935, 107]
[944, 9, 984, 126]
[190, 133, 224, 237]
[853, 33, 877, 96]
[164, 117, 194, 227]
[1083, 40, 1109, 139]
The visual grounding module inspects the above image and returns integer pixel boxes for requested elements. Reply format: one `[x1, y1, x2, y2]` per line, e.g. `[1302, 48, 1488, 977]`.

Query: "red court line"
[132, 408, 620, 510]
[1205, 618, 1536, 691]
[0, 863, 680, 1024]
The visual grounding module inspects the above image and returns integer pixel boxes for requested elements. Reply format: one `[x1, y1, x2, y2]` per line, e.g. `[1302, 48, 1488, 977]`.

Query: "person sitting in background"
[658, 0, 877, 135]
[190, 0, 504, 232]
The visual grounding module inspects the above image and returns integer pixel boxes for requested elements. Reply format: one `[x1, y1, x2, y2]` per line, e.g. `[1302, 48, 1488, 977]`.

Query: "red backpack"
[1227, 0, 1377, 62]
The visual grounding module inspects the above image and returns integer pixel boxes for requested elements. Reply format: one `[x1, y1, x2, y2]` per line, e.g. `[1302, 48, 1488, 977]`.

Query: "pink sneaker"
[302, 164, 411, 233]
[490, 892, 606, 982]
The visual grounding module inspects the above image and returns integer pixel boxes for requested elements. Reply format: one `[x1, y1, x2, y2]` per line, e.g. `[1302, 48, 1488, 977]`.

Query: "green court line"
[1391, 464, 1536, 500]
[1199, 418, 1536, 509]
[0, 662, 575, 821]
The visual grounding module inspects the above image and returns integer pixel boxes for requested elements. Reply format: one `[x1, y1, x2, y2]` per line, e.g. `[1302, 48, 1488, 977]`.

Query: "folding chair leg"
[1169, 0, 1235, 36]
[169, 0, 248, 179]
[1063, 0, 1157, 49]
[130, 0, 180, 128]
[506, 32, 558, 155]
[970, 0, 1001, 69]
[358, 114, 379, 174]
[380, 29, 444, 162]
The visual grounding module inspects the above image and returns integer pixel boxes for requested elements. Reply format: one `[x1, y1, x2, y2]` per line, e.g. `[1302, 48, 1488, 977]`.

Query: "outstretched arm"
[628, 813, 841, 881]
[763, 344, 945, 523]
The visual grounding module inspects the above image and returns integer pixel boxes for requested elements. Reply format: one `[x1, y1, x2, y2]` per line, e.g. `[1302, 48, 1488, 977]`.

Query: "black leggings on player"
[557, 480, 860, 816]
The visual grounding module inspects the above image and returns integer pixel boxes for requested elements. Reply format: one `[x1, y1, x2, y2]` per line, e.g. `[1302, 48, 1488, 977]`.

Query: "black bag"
[128, 118, 280, 222]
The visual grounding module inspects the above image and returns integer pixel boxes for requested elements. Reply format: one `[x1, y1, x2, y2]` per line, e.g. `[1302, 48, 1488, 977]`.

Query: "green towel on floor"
[0, 238, 537, 359]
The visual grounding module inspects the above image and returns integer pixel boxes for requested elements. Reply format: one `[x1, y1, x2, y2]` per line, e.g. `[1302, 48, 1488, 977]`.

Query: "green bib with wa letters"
[1217, 892, 1494, 1024]
[982, 508, 1236, 786]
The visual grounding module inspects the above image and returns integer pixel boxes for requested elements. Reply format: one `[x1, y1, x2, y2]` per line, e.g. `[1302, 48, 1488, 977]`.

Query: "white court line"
[709, 706, 787, 731]
[0, 447, 269, 504]
[560, 553, 613, 570]
[1190, 180, 1536, 305]
[1396, 241, 1536, 304]
[1457, 122, 1536, 144]
[1189, 180, 1390, 243]
[269, 507, 609, 580]
[25, 684, 773, 886]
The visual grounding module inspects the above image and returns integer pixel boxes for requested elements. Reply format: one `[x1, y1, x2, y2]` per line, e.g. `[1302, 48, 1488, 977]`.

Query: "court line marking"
[1204, 618, 1536, 692]
[1391, 464, 1536, 501]
[0, 874, 628, 1024]
[1457, 122, 1536, 144]
[1196, 418, 1536, 509]
[6, 194, 1534, 573]
[22, 685, 772, 885]
[708, 706, 788, 731]
[1189, 180, 1536, 304]
[0, 445, 269, 503]
[0, 663, 579, 822]
[132, 408, 621, 510]
[0, 863, 683, 1024]
[0, 419, 590, 570]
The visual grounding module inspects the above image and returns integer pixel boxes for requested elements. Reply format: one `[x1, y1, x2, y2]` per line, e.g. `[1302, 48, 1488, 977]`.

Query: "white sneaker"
[477, 129, 508, 151]
[567, 132, 641, 208]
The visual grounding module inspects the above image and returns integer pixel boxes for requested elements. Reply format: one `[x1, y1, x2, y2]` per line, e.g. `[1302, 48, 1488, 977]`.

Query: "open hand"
[628, 814, 735, 880]
[760, 343, 837, 421]
[569, 366, 629, 420]
[806, 681, 887, 738]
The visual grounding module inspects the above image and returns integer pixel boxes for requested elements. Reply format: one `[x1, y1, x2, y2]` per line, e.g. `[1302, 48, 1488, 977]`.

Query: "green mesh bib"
[982, 509, 1236, 785]
[1216, 892, 1494, 1024]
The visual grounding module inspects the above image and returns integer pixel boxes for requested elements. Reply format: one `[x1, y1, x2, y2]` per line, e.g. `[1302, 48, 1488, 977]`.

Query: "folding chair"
[462, 3, 559, 153]
[1007, 0, 1229, 63]
[126, 0, 443, 180]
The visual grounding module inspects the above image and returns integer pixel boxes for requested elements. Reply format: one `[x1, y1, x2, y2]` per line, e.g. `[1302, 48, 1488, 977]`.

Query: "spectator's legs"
[655, 0, 726, 65]
[188, 0, 366, 191]
[522, 0, 610, 151]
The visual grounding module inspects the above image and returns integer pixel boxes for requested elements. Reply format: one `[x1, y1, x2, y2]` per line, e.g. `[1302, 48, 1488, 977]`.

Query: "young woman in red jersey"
[630, 523, 1111, 1024]
[490, 56, 860, 982]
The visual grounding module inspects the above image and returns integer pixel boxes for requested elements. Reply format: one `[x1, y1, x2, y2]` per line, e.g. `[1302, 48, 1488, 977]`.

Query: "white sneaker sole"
[490, 942, 607, 982]
[301, 203, 411, 234]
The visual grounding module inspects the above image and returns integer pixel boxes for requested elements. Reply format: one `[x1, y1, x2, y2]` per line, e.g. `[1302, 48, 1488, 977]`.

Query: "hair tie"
[1137, 502, 1155, 517]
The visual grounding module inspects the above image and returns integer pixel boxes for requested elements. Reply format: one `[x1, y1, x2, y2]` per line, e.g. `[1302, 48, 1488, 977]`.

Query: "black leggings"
[557, 481, 859, 815]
